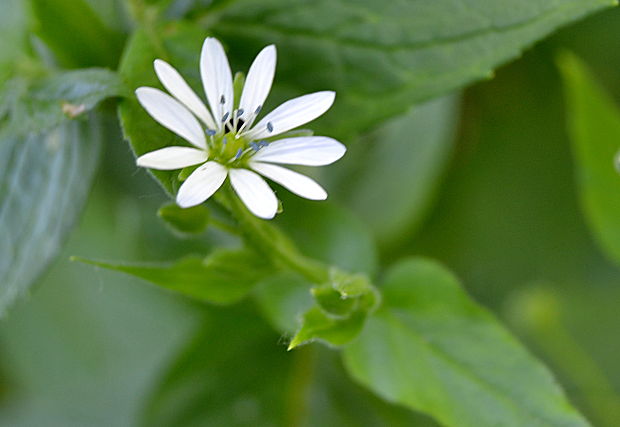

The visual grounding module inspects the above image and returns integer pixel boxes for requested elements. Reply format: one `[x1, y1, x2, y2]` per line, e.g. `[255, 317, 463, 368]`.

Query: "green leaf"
[0, 69, 123, 314]
[0, 116, 103, 315]
[342, 258, 590, 427]
[557, 52, 620, 265]
[275, 200, 378, 276]
[73, 248, 274, 305]
[30, 0, 124, 68]
[254, 272, 314, 334]
[141, 305, 292, 427]
[333, 95, 459, 250]
[211, 0, 614, 137]
[0, 0, 28, 85]
[118, 23, 207, 194]
[158, 202, 210, 235]
[3, 69, 126, 135]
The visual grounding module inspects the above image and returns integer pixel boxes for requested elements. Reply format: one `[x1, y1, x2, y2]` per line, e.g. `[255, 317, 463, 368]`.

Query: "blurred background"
[1, 1, 620, 426]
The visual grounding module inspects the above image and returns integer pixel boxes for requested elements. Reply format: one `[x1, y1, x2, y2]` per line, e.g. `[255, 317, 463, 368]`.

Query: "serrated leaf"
[73, 248, 274, 305]
[210, 0, 614, 137]
[158, 202, 210, 235]
[557, 52, 620, 265]
[342, 258, 590, 427]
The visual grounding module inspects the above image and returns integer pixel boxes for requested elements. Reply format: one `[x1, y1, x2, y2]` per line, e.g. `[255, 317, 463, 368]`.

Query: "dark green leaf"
[158, 202, 210, 235]
[30, 0, 124, 68]
[343, 258, 590, 427]
[558, 52, 620, 265]
[73, 248, 274, 305]
[141, 305, 291, 427]
[211, 0, 614, 137]
[118, 23, 206, 194]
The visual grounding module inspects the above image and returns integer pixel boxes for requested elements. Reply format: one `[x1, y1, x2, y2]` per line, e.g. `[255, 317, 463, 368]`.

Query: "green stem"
[284, 346, 317, 427]
[216, 184, 330, 284]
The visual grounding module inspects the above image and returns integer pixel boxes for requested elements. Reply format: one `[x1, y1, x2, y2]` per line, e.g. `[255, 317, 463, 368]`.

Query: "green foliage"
[343, 258, 590, 427]
[118, 23, 206, 194]
[558, 52, 620, 265]
[158, 202, 210, 235]
[333, 95, 459, 250]
[29, 0, 125, 68]
[0, 0, 28, 85]
[210, 0, 614, 138]
[73, 248, 274, 305]
[141, 305, 292, 427]
[0, 69, 124, 314]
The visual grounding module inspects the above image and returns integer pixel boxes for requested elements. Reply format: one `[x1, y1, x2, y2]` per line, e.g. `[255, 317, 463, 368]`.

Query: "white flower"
[135, 37, 346, 219]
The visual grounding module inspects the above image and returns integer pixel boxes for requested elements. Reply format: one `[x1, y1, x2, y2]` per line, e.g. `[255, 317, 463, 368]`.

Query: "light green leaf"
[210, 0, 614, 137]
[333, 95, 459, 250]
[4, 69, 126, 135]
[0, 116, 103, 316]
[73, 248, 274, 305]
[557, 52, 620, 265]
[158, 202, 210, 235]
[342, 258, 590, 427]
[30, 0, 124, 67]
[0, 69, 124, 314]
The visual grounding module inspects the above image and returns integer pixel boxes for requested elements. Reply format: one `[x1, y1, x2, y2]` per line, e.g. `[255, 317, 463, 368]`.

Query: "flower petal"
[229, 168, 278, 219]
[251, 136, 346, 166]
[176, 161, 227, 208]
[136, 146, 208, 170]
[239, 45, 276, 129]
[245, 91, 335, 140]
[136, 87, 206, 149]
[251, 162, 327, 200]
[200, 37, 233, 129]
[154, 59, 217, 130]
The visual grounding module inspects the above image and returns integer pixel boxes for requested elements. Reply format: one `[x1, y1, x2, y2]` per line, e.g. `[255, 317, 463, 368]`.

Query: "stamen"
[220, 95, 226, 104]
[249, 142, 260, 151]
[258, 140, 269, 147]
[255, 105, 262, 114]
[221, 112, 230, 123]
[222, 137, 227, 146]
[206, 129, 216, 136]
[234, 148, 243, 160]
[266, 122, 274, 133]
[236, 109, 244, 116]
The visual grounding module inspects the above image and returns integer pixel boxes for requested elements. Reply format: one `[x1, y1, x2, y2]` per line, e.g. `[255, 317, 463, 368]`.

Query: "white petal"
[136, 87, 206, 149]
[239, 45, 276, 128]
[229, 168, 278, 219]
[251, 162, 327, 200]
[136, 146, 208, 170]
[154, 59, 217, 130]
[251, 136, 346, 166]
[200, 37, 233, 129]
[245, 91, 335, 140]
[176, 161, 227, 208]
